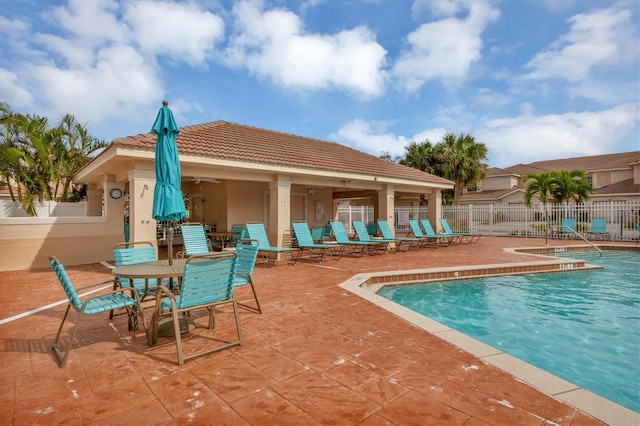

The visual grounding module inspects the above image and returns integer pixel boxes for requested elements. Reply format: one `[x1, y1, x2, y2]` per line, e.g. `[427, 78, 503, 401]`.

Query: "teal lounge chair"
[245, 222, 299, 266]
[146, 252, 242, 365]
[179, 222, 217, 257]
[352, 220, 392, 253]
[586, 219, 609, 240]
[47, 254, 145, 367]
[377, 219, 422, 251]
[439, 218, 481, 244]
[292, 221, 342, 262]
[407, 219, 439, 248]
[553, 218, 578, 239]
[420, 219, 456, 246]
[329, 220, 379, 256]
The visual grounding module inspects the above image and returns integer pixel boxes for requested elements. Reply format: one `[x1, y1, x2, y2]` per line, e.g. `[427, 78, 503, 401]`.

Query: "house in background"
[458, 151, 640, 205]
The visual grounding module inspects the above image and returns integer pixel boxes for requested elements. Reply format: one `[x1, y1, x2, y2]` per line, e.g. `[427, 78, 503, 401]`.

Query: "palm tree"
[436, 132, 488, 204]
[549, 170, 594, 204]
[523, 172, 555, 243]
[399, 140, 440, 175]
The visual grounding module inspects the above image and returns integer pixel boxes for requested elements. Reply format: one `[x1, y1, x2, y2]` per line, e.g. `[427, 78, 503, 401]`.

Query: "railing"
[562, 226, 602, 256]
[338, 200, 640, 242]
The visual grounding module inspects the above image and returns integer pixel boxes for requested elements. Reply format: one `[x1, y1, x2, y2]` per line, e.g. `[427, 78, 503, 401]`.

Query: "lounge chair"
[47, 254, 145, 367]
[635, 223, 640, 243]
[377, 219, 423, 251]
[233, 240, 261, 313]
[352, 220, 392, 254]
[552, 218, 578, 239]
[586, 218, 609, 240]
[439, 218, 481, 244]
[146, 252, 243, 365]
[178, 222, 217, 257]
[329, 220, 379, 256]
[420, 219, 456, 246]
[245, 222, 299, 266]
[310, 225, 325, 243]
[407, 219, 439, 248]
[292, 221, 343, 262]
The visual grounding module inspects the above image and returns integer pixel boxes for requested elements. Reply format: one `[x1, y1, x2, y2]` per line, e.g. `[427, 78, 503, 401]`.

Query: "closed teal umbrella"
[152, 101, 186, 263]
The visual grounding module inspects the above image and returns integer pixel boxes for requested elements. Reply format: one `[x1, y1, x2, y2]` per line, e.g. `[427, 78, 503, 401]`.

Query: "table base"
[157, 315, 196, 337]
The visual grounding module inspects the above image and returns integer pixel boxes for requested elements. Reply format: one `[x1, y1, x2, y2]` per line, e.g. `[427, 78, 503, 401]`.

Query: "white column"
[128, 169, 157, 244]
[269, 177, 291, 247]
[428, 190, 443, 232]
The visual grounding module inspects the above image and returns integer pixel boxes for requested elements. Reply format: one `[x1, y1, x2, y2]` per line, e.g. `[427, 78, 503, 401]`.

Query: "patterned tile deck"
[0, 237, 622, 425]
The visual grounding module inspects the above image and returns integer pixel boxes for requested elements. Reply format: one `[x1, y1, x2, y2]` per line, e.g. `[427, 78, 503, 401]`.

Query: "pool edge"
[339, 247, 640, 426]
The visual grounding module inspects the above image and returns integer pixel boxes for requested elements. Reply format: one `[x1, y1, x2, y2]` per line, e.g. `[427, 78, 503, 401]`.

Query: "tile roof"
[111, 120, 452, 186]
[458, 186, 524, 201]
[505, 151, 640, 174]
[594, 178, 640, 195]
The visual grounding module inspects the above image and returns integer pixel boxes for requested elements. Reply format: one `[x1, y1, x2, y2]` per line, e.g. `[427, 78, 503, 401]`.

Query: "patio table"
[207, 232, 239, 250]
[112, 259, 188, 334]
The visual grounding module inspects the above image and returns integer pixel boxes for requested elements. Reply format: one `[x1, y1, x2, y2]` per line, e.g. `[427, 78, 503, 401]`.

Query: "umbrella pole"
[168, 225, 174, 265]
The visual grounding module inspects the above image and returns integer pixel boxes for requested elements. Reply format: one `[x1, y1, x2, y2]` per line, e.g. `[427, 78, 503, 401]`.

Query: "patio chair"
[586, 218, 609, 240]
[179, 222, 218, 257]
[112, 241, 162, 302]
[245, 222, 299, 266]
[377, 219, 423, 251]
[552, 218, 578, 239]
[407, 219, 439, 248]
[352, 220, 393, 253]
[329, 220, 379, 257]
[146, 252, 242, 365]
[47, 254, 146, 368]
[439, 218, 481, 244]
[420, 219, 456, 246]
[636, 223, 640, 243]
[230, 224, 248, 247]
[233, 239, 261, 313]
[310, 225, 325, 243]
[292, 221, 343, 262]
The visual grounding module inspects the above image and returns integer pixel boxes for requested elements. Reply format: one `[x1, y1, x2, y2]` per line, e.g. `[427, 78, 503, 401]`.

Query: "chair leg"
[238, 279, 262, 314]
[232, 298, 244, 346]
[52, 304, 82, 368]
[173, 310, 185, 366]
[146, 311, 159, 346]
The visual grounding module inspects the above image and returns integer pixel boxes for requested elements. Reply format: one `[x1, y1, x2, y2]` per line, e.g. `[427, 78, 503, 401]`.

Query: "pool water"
[377, 250, 640, 413]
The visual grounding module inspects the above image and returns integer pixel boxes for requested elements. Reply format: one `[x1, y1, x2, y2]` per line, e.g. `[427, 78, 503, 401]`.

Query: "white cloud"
[473, 87, 511, 108]
[0, 68, 34, 108]
[476, 104, 639, 167]
[393, 0, 500, 92]
[223, 0, 388, 97]
[124, 1, 225, 66]
[524, 7, 637, 82]
[331, 119, 447, 158]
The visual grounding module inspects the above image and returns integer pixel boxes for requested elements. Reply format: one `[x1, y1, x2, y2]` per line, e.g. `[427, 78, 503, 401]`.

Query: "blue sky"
[0, 0, 638, 168]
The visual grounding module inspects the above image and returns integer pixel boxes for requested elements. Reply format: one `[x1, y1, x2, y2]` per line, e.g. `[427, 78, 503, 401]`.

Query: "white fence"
[0, 200, 87, 217]
[338, 201, 640, 242]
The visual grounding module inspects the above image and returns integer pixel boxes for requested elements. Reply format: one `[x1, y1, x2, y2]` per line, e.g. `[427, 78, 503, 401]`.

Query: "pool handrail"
[562, 225, 602, 257]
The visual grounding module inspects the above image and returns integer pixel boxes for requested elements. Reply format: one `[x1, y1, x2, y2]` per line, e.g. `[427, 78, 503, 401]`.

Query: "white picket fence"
[338, 201, 640, 242]
[0, 200, 87, 217]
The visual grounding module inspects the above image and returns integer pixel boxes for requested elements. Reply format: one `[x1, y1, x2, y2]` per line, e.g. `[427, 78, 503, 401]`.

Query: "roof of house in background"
[106, 120, 452, 186]
[458, 186, 525, 202]
[594, 179, 640, 195]
[504, 151, 640, 175]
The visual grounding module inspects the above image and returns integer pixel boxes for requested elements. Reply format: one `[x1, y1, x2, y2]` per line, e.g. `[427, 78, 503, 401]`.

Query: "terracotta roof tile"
[594, 179, 640, 195]
[112, 121, 452, 186]
[506, 151, 640, 173]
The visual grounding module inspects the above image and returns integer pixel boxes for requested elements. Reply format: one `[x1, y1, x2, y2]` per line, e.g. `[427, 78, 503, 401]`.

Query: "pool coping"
[339, 245, 640, 426]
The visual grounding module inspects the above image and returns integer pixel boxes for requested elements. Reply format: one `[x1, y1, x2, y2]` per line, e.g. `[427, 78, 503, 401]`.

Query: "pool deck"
[1, 237, 638, 425]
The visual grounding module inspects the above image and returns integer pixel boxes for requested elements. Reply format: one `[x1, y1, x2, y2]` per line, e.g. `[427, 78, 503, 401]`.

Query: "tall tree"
[436, 132, 488, 204]
[399, 140, 440, 175]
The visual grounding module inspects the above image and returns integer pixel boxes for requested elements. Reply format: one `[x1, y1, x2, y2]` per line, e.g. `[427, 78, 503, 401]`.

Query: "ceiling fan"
[182, 177, 220, 184]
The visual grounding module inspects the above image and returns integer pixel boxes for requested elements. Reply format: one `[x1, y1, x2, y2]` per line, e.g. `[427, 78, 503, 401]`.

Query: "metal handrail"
[563, 226, 602, 257]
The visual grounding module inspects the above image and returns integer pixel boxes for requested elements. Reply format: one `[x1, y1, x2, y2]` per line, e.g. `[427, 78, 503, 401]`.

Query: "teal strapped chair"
[439, 218, 481, 244]
[47, 254, 145, 367]
[329, 220, 379, 256]
[352, 220, 392, 254]
[245, 222, 299, 266]
[113, 241, 162, 301]
[377, 219, 423, 251]
[586, 218, 609, 240]
[292, 221, 342, 262]
[178, 222, 218, 257]
[233, 239, 262, 313]
[420, 219, 455, 246]
[147, 252, 243, 365]
[407, 219, 439, 248]
[230, 224, 248, 247]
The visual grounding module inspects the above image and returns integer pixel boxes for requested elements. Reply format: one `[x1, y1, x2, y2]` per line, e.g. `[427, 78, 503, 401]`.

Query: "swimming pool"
[377, 250, 640, 413]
